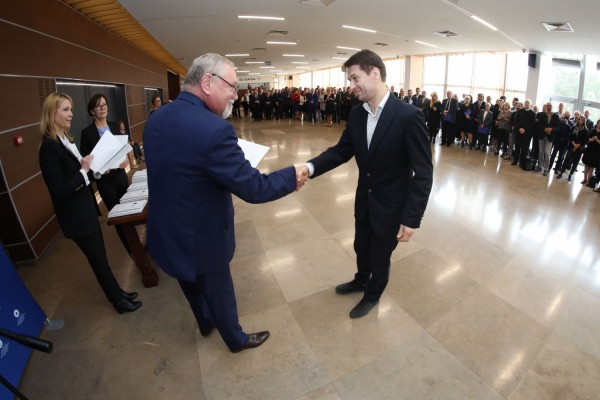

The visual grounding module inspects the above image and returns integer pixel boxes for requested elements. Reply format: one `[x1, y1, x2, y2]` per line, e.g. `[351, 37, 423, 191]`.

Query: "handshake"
[294, 164, 310, 191]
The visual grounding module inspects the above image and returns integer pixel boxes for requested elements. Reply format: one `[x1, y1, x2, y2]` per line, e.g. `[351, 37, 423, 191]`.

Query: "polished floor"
[18, 116, 600, 399]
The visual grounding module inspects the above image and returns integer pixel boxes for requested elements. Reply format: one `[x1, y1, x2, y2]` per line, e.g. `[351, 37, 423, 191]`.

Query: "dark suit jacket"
[143, 91, 297, 282]
[537, 112, 560, 141]
[39, 136, 99, 239]
[478, 109, 494, 132]
[514, 108, 537, 136]
[441, 98, 458, 124]
[308, 94, 433, 237]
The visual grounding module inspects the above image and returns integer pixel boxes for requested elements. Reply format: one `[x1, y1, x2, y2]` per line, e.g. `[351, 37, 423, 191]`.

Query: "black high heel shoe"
[113, 298, 142, 314]
[121, 289, 138, 300]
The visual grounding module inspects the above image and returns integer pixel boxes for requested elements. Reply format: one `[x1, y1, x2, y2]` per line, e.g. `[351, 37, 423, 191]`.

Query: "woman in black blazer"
[38, 93, 141, 313]
[80, 94, 131, 254]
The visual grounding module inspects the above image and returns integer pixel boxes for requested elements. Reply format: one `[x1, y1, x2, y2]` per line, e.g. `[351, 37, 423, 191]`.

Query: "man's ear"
[200, 73, 213, 94]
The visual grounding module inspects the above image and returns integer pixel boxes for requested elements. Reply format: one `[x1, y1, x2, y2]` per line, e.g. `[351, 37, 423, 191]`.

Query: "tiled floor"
[17, 117, 600, 399]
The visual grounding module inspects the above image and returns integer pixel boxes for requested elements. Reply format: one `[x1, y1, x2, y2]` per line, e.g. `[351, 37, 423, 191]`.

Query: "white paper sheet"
[90, 133, 132, 174]
[237, 138, 269, 168]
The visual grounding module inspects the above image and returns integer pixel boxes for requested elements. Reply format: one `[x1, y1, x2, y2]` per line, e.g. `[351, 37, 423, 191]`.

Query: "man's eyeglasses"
[211, 74, 238, 95]
[94, 103, 108, 111]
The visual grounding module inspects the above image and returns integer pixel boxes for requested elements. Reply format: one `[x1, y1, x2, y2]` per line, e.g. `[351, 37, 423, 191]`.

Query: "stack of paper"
[131, 170, 147, 184]
[90, 133, 132, 174]
[108, 200, 147, 218]
[120, 188, 149, 203]
[127, 181, 147, 191]
[237, 139, 270, 168]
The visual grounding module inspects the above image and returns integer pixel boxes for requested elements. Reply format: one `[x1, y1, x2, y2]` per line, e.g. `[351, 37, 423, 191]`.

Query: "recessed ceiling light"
[415, 40, 438, 48]
[290, 61, 309, 64]
[248, 73, 261, 75]
[283, 54, 304, 57]
[267, 41, 297, 45]
[342, 25, 376, 33]
[332, 57, 347, 60]
[471, 15, 497, 31]
[259, 66, 275, 69]
[238, 15, 285, 21]
[296, 66, 310, 69]
[337, 46, 361, 51]
[225, 53, 250, 57]
[245, 61, 265, 64]
[236, 70, 250, 73]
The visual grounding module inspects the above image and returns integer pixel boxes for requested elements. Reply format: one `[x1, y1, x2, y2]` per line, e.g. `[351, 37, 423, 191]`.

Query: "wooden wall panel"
[0, 125, 44, 190]
[31, 217, 59, 258]
[11, 174, 55, 239]
[0, 77, 51, 132]
[131, 123, 145, 144]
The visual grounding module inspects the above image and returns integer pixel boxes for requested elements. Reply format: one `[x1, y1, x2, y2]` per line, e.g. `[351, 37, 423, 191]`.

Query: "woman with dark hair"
[558, 115, 589, 181]
[458, 95, 475, 148]
[581, 120, 600, 186]
[148, 94, 161, 117]
[38, 93, 141, 313]
[118, 120, 144, 167]
[80, 94, 131, 255]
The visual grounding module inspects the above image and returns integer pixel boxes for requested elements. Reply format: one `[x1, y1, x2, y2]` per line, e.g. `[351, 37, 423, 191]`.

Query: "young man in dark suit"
[297, 50, 433, 319]
[144, 53, 307, 353]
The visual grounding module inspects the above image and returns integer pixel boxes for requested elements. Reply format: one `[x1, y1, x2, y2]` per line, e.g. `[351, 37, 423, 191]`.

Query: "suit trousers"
[514, 133, 532, 165]
[73, 231, 122, 304]
[441, 120, 454, 145]
[178, 269, 248, 351]
[353, 216, 399, 302]
[96, 169, 131, 254]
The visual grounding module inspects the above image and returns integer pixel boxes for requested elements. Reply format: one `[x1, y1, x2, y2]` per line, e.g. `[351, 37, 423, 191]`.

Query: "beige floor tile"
[508, 334, 600, 400]
[196, 304, 330, 400]
[294, 384, 343, 400]
[267, 237, 355, 302]
[427, 286, 552, 397]
[386, 249, 479, 329]
[230, 252, 287, 317]
[333, 331, 503, 400]
[289, 289, 424, 382]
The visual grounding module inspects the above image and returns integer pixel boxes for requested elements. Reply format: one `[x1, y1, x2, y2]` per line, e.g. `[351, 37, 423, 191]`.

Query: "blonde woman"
[38, 93, 141, 313]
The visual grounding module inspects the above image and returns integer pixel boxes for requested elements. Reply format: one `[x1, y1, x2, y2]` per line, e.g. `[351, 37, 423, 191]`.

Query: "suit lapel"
[367, 96, 397, 158]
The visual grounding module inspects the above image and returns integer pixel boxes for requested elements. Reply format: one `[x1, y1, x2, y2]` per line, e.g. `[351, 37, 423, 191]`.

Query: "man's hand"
[397, 225, 415, 242]
[294, 165, 309, 191]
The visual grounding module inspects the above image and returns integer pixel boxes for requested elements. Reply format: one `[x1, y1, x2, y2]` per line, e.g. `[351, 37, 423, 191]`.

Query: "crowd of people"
[230, 84, 600, 192]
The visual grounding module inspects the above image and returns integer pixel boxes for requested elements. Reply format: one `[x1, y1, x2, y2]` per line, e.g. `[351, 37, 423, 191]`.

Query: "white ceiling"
[119, 0, 600, 78]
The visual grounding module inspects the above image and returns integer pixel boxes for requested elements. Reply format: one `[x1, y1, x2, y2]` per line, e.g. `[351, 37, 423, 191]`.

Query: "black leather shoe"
[113, 298, 142, 314]
[121, 290, 138, 300]
[231, 331, 270, 353]
[349, 299, 379, 319]
[200, 325, 214, 337]
[335, 280, 366, 295]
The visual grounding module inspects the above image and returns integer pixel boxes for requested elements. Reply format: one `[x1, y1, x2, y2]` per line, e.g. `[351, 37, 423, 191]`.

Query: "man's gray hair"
[183, 53, 234, 90]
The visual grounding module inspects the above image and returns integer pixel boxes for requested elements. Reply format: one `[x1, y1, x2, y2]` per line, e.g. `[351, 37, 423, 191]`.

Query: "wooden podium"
[107, 205, 159, 287]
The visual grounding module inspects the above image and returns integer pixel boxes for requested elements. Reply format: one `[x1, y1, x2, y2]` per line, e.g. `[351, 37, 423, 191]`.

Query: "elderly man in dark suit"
[143, 53, 307, 353]
[298, 50, 433, 319]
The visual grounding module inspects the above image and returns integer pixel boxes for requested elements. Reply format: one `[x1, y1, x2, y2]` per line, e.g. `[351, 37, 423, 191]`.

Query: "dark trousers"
[97, 169, 131, 254]
[427, 123, 440, 143]
[513, 133, 532, 165]
[441, 120, 454, 145]
[497, 129, 509, 153]
[132, 142, 144, 161]
[178, 269, 248, 351]
[549, 144, 567, 171]
[353, 217, 399, 302]
[561, 149, 583, 176]
[73, 231, 122, 304]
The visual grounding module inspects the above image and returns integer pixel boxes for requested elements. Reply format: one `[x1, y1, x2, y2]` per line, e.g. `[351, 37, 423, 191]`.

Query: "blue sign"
[0, 245, 47, 400]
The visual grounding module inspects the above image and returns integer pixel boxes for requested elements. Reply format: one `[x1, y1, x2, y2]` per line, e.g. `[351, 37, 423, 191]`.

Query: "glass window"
[505, 52, 528, 94]
[384, 58, 405, 93]
[474, 53, 503, 95]
[423, 84, 444, 98]
[313, 70, 325, 88]
[550, 58, 581, 98]
[448, 54, 474, 87]
[299, 72, 311, 88]
[583, 55, 600, 103]
[423, 55, 446, 85]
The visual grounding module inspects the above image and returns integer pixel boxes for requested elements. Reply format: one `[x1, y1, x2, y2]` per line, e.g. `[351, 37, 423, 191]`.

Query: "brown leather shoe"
[231, 331, 270, 353]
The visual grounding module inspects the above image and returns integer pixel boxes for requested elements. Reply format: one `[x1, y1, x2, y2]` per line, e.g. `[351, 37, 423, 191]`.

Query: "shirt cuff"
[80, 169, 90, 186]
[305, 162, 315, 177]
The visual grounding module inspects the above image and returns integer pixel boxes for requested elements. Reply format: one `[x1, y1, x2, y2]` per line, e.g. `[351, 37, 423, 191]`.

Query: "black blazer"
[39, 137, 99, 239]
[537, 112, 560, 141]
[309, 94, 433, 236]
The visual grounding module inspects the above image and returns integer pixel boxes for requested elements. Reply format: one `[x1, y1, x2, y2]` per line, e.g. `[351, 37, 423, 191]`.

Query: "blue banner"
[0, 245, 47, 400]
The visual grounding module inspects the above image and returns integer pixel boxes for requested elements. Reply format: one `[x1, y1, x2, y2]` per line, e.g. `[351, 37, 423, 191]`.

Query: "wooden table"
[107, 205, 159, 287]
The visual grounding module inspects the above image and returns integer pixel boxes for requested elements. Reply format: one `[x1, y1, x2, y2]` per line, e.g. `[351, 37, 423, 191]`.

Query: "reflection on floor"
[18, 117, 600, 399]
